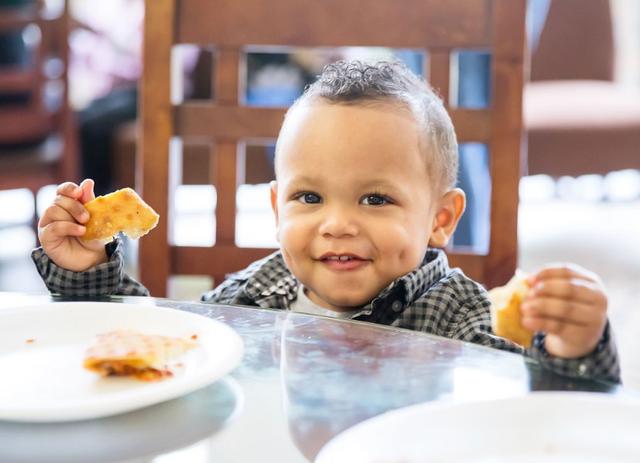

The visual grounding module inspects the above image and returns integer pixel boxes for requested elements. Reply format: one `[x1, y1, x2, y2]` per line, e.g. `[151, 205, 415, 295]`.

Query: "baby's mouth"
[317, 253, 371, 270]
[318, 251, 368, 261]
[324, 255, 359, 262]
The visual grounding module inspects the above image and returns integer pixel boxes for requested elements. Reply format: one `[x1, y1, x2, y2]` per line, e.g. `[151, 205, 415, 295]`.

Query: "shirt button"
[391, 301, 403, 312]
[578, 363, 588, 376]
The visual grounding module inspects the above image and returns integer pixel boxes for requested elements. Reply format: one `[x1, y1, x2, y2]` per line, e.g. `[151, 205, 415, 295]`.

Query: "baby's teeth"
[339, 255, 351, 261]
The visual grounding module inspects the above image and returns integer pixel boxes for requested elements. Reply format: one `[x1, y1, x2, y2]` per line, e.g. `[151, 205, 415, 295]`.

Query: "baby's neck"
[292, 286, 363, 319]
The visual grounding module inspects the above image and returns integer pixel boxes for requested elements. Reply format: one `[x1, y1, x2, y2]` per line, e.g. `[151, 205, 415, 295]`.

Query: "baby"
[33, 60, 620, 383]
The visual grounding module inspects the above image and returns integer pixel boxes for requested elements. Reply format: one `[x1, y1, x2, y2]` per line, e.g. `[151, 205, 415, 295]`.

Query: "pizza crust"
[488, 271, 533, 348]
[81, 188, 159, 242]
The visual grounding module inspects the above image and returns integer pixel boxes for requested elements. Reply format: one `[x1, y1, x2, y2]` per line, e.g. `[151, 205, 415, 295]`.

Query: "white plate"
[0, 301, 243, 422]
[316, 392, 640, 463]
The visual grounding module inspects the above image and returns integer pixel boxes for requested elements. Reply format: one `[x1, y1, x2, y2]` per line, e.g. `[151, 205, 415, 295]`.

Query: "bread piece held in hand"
[83, 330, 197, 381]
[489, 271, 533, 348]
[81, 187, 159, 242]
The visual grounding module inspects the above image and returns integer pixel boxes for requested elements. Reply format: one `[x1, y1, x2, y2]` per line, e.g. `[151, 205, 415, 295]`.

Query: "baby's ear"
[270, 180, 279, 229]
[428, 188, 466, 248]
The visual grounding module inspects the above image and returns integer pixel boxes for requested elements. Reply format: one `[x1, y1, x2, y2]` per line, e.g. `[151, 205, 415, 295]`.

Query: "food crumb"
[190, 334, 198, 340]
[25, 339, 35, 343]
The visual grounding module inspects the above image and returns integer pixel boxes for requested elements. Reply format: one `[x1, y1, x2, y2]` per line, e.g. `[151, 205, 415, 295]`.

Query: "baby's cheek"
[379, 228, 426, 265]
[278, 224, 314, 272]
[278, 222, 303, 250]
[280, 248, 296, 274]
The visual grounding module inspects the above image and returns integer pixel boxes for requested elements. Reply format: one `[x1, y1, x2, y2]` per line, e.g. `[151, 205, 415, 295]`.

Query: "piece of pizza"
[81, 187, 160, 242]
[488, 271, 533, 348]
[83, 330, 197, 381]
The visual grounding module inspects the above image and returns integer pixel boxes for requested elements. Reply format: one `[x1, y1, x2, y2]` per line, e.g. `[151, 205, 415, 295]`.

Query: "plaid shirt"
[32, 239, 621, 383]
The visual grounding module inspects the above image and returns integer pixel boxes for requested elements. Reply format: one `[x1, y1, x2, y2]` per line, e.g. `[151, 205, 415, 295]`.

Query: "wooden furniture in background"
[140, 0, 527, 296]
[525, 0, 640, 177]
[0, 0, 78, 223]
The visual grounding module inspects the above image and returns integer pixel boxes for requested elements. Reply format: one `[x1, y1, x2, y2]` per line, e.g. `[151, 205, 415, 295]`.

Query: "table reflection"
[0, 377, 243, 463]
[276, 313, 619, 461]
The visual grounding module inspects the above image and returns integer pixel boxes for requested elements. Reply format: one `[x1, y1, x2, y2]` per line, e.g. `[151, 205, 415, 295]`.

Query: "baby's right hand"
[38, 179, 108, 272]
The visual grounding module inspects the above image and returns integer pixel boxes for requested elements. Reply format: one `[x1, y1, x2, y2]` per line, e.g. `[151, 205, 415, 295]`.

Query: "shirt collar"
[397, 248, 450, 304]
[366, 248, 450, 308]
[242, 252, 298, 303]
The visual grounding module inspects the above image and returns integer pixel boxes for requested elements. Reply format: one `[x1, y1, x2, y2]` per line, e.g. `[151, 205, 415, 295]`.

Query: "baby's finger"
[56, 182, 83, 200]
[521, 315, 590, 339]
[532, 264, 600, 285]
[38, 202, 76, 229]
[39, 221, 86, 243]
[529, 277, 605, 305]
[521, 297, 604, 326]
[52, 194, 90, 224]
[78, 178, 96, 204]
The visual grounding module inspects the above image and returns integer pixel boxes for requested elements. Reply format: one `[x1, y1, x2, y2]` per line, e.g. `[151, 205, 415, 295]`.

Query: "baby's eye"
[296, 192, 322, 204]
[361, 194, 391, 206]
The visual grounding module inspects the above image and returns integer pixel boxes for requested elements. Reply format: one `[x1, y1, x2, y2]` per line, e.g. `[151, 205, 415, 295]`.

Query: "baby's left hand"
[520, 264, 608, 359]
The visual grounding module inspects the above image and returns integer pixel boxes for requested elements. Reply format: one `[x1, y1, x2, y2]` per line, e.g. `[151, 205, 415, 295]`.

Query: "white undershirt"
[289, 285, 363, 319]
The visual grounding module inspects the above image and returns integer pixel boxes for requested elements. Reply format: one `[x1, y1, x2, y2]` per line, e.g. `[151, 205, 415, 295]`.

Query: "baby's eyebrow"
[285, 175, 321, 189]
[358, 179, 401, 191]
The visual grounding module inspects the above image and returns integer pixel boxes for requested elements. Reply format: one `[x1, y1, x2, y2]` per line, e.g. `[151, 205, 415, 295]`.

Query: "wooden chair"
[140, 0, 526, 296]
[525, 0, 640, 177]
[0, 0, 78, 227]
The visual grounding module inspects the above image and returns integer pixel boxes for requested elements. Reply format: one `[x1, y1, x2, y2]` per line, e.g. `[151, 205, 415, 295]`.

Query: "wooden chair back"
[140, 0, 526, 296]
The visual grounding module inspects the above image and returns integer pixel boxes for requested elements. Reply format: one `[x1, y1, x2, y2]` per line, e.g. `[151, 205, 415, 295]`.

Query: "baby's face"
[272, 102, 439, 311]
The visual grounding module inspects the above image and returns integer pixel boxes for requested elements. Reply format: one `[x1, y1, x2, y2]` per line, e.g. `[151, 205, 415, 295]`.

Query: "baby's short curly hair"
[281, 60, 459, 192]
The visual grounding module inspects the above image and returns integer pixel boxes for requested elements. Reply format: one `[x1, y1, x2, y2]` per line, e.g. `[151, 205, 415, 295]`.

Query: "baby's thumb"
[78, 179, 96, 204]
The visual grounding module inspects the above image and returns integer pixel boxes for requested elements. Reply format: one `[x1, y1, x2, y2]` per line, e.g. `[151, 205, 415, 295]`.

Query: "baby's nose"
[318, 208, 359, 237]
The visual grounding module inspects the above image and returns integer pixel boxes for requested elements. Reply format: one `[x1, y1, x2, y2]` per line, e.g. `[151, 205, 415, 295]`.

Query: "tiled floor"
[1, 174, 639, 387]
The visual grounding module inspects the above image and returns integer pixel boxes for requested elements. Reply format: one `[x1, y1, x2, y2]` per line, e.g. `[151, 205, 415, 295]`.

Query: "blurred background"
[0, 0, 639, 385]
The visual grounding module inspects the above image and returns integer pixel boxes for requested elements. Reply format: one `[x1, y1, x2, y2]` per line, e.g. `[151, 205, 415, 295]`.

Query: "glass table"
[0, 292, 626, 463]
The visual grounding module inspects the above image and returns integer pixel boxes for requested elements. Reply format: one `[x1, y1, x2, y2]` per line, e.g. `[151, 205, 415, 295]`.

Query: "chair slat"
[214, 48, 241, 104]
[175, 104, 286, 139]
[0, 68, 35, 92]
[174, 104, 491, 142]
[213, 141, 238, 244]
[176, 0, 491, 48]
[0, 5, 39, 30]
[428, 50, 451, 107]
[485, 0, 527, 288]
[173, 245, 275, 276]
[139, 0, 174, 292]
